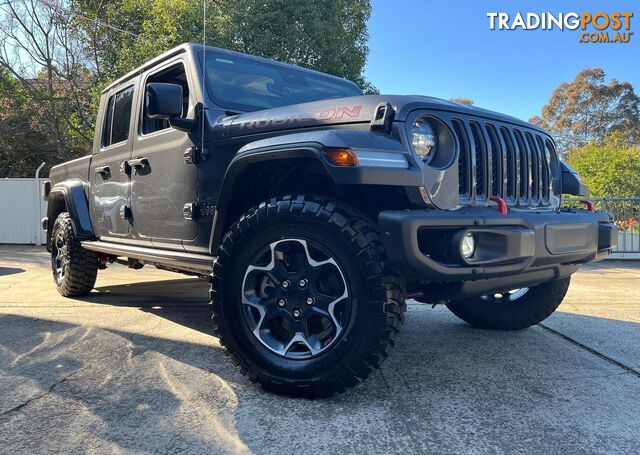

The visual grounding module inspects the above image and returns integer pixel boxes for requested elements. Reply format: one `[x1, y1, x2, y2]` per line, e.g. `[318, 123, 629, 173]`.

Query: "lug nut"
[298, 278, 308, 288]
[281, 280, 291, 289]
[305, 297, 315, 306]
[292, 308, 302, 319]
[277, 299, 286, 307]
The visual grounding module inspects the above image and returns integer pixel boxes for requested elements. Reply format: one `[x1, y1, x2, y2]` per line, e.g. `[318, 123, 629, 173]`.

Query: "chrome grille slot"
[450, 117, 554, 208]
[452, 119, 470, 199]
[468, 121, 487, 199]
[485, 124, 502, 198]
[512, 129, 530, 202]
[525, 132, 540, 203]
[536, 135, 549, 200]
[499, 126, 516, 201]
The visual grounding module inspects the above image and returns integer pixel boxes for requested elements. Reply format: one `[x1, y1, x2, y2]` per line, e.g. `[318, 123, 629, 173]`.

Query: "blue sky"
[364, 0, 640, 121]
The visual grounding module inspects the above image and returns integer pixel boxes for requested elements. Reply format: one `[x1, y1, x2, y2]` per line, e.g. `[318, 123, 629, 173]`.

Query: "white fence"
[0, 178, 48, 245]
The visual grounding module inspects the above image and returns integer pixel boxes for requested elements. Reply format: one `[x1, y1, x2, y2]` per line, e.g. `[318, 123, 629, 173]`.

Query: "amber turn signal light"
[326, 148, 358, 166]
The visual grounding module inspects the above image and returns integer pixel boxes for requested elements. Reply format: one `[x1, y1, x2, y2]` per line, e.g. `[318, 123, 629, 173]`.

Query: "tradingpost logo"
[487, 11, 634, 44]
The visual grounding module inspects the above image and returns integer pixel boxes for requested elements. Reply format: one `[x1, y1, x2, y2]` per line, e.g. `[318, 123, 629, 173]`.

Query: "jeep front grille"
[451, 117, 556, 208]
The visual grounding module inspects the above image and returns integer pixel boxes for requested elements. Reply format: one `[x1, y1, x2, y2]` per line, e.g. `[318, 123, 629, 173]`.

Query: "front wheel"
[446, 277, 571, 330]
[209, 196, 405, 397]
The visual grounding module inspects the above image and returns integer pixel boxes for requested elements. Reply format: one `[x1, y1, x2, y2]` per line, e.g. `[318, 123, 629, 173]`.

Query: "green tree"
[0, 0, 93, 176]
[1, 0, 376, 175]
[530, 68, 640, 154]
[72, 0, 205, 82]
[73, 0, 375, 90]
[0, 68, 53, 177]
[566, 132, 640, 197]
[215, 0, 374, 91]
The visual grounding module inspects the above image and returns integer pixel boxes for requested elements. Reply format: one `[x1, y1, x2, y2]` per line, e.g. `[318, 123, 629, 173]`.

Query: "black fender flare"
[46, 179, 94, 247]
[208, 142, 329, 253]
[207, 129, 421, 254]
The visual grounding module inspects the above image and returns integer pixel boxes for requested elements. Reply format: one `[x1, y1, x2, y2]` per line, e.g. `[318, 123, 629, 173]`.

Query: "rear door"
[129, 59, 198, 251]
[90, 83, 136, 241]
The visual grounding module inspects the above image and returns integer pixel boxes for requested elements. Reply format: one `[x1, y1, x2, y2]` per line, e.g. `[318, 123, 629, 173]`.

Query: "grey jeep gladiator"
[43, 43, 617, 397]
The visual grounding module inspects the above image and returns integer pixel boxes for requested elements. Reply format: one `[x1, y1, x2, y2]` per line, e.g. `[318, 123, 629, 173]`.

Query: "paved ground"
[1, 245, 639, 454]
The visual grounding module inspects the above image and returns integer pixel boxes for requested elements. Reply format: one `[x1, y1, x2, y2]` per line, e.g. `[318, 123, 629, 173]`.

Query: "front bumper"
[379, 206, 617, 299]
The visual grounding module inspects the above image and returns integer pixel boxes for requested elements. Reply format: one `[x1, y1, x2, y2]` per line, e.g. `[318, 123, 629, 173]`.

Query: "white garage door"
[0, 179, 48, 245]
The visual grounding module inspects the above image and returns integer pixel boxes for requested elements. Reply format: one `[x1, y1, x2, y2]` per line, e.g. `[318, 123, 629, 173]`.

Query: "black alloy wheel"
[241, 238, 350, 359]
[210, 195, 406, 397]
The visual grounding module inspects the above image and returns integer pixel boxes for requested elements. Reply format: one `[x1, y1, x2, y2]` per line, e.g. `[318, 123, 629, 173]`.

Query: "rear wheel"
[210, 195, 405, 397]
[446, 277, 571, 330]
[50, 212, 99, 297]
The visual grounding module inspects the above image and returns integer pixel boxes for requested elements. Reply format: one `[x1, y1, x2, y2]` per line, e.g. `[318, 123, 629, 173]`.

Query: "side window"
[142, 63, 190, 135]
[101, 96, 114, 147]
[101, 85, 134, 148]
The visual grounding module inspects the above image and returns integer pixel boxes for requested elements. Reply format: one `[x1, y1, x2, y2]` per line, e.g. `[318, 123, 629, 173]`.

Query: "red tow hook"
[579, 200, 595, 212]
[489, 196, 508, 215]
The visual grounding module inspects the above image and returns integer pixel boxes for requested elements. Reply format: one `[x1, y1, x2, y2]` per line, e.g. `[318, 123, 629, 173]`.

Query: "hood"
[220, 94, 542, 138]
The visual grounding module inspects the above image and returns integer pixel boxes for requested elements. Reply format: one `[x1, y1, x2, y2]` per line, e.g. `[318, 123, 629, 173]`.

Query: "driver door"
[129, 59, 199, 250]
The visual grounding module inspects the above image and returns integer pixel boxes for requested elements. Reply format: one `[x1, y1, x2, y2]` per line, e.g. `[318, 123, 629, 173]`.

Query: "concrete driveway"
[1, 245, 639, 454]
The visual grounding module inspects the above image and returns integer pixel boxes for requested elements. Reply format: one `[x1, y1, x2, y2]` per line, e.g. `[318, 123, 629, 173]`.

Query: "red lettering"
[335, 105, 363, 119]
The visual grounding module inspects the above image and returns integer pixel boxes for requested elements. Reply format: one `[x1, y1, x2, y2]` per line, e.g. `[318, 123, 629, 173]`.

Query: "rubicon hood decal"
[235, 104, 363, 131]
[222, 94, 540, 138]
[225, 97, 375, 137]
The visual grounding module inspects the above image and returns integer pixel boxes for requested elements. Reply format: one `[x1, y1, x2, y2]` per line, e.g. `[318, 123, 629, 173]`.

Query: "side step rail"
[81, 241, 213, 273]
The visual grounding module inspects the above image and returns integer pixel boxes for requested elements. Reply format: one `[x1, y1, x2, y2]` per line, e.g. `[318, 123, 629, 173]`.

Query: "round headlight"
[411, 118, 437, 162]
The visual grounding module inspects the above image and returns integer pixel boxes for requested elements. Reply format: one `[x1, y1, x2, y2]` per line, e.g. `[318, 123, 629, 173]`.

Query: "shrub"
[566, 132, 640, 198]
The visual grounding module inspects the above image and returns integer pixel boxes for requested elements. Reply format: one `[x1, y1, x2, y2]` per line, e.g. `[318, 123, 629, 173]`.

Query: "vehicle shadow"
[0, 267, 25, 276]
[0, 313, 244, 453]
[3, 263, 640, 453]
[1, 307, 639, 453]
[88, 278, 213, 335]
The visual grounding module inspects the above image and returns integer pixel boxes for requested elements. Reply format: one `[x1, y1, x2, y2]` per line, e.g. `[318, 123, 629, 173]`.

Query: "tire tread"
[446, 277, 571, 330]
[50, 213, 98, 297]
[209, 195, 405, 397]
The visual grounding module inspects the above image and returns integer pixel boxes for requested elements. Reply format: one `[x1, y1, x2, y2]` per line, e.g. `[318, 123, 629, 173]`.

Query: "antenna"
[200, 0, 206, 154]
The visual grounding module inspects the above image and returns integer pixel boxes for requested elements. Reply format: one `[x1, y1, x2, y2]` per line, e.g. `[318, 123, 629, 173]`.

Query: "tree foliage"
[566, 132, 640, 198]
[215, 0, 374, 91]
[72, 0, 374, 88]
[0, 67, 54, 176]
[530, 68, 640, 154]
[0, 0, 93, 177]
[0, 0, 375, 176]
[72, 0, 205, 82]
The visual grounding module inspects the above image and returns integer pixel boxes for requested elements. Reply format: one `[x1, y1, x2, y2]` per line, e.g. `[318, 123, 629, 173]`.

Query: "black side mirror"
[560, 161, 589, 196]
[146, 82, 183, 119]
[145, 82, 195, 132]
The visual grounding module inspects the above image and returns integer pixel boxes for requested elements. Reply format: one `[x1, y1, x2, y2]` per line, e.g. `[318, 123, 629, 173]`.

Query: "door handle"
[127, 158, 148, 170]
[94, 165, 110, 176]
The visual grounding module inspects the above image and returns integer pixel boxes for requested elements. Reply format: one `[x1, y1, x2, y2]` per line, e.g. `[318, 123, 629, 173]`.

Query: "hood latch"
[370, 102, 394, 133]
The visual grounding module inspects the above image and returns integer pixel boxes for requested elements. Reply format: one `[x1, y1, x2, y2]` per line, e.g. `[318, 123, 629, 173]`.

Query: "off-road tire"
[50, 212, 99, 297]
[209, 195, 405, 398]
[446, 277, 571, 330]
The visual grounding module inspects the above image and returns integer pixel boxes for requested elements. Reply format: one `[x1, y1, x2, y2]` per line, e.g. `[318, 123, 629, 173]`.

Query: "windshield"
[202, 51, 363, 112]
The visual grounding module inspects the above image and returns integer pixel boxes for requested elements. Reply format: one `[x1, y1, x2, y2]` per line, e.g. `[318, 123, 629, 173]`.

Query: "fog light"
[461, 233, 475, 259]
